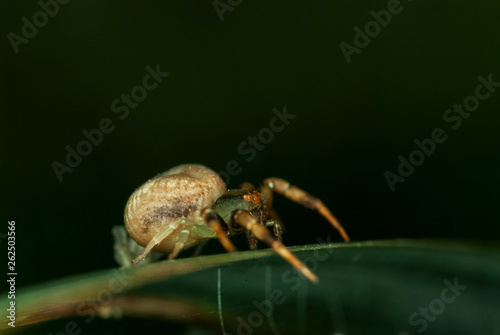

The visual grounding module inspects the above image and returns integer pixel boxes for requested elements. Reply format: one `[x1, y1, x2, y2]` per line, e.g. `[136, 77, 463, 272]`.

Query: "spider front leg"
[240, 181, 284, 244]
[201, 208, 238, 253]
[261, 178, 350, 242]
[232, 209, 318, 283]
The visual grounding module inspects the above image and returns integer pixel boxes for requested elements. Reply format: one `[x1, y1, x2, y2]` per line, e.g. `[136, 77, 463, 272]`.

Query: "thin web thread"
[217, 268, 227, 335]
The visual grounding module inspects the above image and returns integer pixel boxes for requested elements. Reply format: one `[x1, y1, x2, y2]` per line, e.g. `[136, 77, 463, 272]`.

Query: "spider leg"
[232, 209, 318, 283]
[112, 225, 135, 267]
[168, 229, 190, 260]
[262, 178, 350, 242]
[249, 209, 271, 249]
[240, 182, 285, 244]
[132, 217, 185, 264]
[201, 208, 237, 253]
[247, 231, 258, 249]
[268, 208, 283, 227]
[239, 182, 260, 247]
[239, 182, 255, 191]
[266, 219, 283, 242]
[261, 184, 286, 236]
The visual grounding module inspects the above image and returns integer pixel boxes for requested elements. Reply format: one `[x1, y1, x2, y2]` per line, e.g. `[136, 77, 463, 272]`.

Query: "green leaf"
[2, 239, 500, 334]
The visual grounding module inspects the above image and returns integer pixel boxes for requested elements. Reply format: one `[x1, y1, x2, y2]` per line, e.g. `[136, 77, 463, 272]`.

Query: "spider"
[112, 164, 349, 282]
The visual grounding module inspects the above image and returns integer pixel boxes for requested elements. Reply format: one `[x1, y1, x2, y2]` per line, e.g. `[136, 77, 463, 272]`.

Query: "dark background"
[2, 0, 499, 333]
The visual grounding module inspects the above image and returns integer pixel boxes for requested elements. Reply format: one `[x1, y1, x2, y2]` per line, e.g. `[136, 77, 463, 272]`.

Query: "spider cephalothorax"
[113, 164, 349, 283]
[212, 190, 267, 234]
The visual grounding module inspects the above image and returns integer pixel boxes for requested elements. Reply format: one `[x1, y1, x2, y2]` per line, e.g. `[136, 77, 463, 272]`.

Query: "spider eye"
[243, 192, 261, 204]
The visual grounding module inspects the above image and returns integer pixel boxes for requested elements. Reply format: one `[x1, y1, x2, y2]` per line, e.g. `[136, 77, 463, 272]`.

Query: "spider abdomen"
[124, 164, 226, 251]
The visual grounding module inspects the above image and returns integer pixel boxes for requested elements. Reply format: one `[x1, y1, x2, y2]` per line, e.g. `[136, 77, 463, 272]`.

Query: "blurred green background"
[2, 0, 500, 333]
